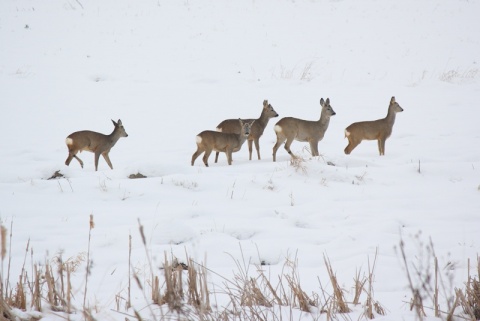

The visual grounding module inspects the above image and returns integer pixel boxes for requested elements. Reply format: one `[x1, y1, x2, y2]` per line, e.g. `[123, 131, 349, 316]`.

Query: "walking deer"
[215, 99, 278, 162]
[272, 98, 336, 161]
[65, 119, 128, 171]
[192, 119, 255, 167]
[344, 96, 403, 155]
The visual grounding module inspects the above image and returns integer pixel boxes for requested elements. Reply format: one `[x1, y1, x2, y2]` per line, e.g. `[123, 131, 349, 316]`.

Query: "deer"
[191, 119, 255, 167]
[214, 99, 278, 163]
[344, 96, 403, 156]
[272, 98, 336, 162]
[65, 119, 128, 171]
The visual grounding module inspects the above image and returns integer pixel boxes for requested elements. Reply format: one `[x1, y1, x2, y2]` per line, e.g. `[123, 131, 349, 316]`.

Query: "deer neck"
[109, 129, 122, 144]
[385, 106, 397, 126]
[318, 111, 331, 129]
[257, 111, 270, 128]
[237, 131, 249, 146]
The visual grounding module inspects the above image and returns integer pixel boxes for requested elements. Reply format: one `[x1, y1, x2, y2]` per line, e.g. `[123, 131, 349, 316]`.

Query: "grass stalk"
[0, 225, 7, 298]
[127, 234, 132, 310]
[323, 254, 350, 313]
[5, 222, 13, 299]
[83, 214, 95, 310]
[434, 256, 439, 317]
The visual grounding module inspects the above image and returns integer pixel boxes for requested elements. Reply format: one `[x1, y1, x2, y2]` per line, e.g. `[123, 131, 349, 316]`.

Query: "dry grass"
[128, 172, 147, 179]
[47, 170, 64, 180]
[458, 257, 480, 320]
[2, 222, 478, 321]
[397, 233, 480, 321]
[362, 249, 386, 319]
[353, 268, 366, 305]
[439, 68, 479, 83]
[398, 235, 430, 321]
[289, 155, 308, 174]
[83, 214, 95, 310]
[0, 223, 86, 321]
[219, 251, 319, 319]
[323, 254, 350, 314]
[273, 61, 316, 81]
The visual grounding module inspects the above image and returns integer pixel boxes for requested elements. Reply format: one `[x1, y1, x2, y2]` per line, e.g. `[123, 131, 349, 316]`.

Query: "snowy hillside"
[0, 1, 479, 320]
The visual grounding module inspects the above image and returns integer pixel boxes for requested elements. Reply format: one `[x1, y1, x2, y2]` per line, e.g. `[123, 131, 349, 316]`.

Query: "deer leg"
[284, 137, 296, 158]
[74, 155, 84, 168]
[226, 149, 233, 165]
[94, 152, 101, 171]
[191, 147, 204, 166]
[378, 139, 386, 156]
[254, 138, 261, 160]
[102, 152, 114, 169]
[344, 138, 360, 155]
[248, 139, 253, 161]
[65, 152, 74, 166]
[66, 152, 84, 168]
[309, 141, 319, 157]
[202, 149, 212, 167]
[272, 136, 285, 162]
[214, 151, 220, 163]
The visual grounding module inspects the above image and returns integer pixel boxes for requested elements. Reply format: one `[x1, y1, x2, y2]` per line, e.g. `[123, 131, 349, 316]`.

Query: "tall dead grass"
[0, 222, 85, 321]
[128, 245, 388, 321]
[398, 233, 480, 321]
[1, 222, 478, 321]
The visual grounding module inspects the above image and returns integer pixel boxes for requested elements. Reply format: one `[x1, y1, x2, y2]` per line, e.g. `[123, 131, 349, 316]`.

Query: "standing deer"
[65, 119, 128, 171]
[344, 96, 403, 155]
[215, 99, 278, 162]
[272, 98, 336, 161]
[191, 119, 255, 167]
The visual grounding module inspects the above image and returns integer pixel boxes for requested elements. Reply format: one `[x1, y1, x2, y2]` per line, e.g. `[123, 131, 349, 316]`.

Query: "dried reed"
[323, 254, 350, 313]
[83, 214, 95, 310]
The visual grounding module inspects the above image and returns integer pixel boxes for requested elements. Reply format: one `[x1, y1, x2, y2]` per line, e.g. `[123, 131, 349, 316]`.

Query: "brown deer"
[344, 96, 403, 155]
[272, 98, 336, 161]
[215, 99, 278, 162]
[65, 119, 128, 171]
[192, 119, 254, 167]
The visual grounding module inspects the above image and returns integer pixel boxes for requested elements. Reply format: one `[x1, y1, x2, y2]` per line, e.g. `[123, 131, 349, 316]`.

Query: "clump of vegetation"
[439, 68, 479, 83]
[47, 170, 64, 180]
[128, 172, 147, 179]
[289, 155, 307, 174]
[458, 257, 480, 320]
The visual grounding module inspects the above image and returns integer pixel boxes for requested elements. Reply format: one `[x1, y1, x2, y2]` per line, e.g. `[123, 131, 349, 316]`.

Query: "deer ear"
[326, 98, 330, 105]
[320, 98, 325, 106]
[390, 96, 396, 104]
[117, 119, 122, 125]
[263, 99, 268, 106]
[111, 119, 117, 126]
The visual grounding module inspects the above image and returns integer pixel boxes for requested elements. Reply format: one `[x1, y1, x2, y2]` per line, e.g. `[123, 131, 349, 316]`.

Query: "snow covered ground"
[1, 0, 479, 320]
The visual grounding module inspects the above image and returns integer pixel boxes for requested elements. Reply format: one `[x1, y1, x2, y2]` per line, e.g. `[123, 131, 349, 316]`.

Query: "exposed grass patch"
[172, 179, 198, 190]
[289, 155, 307, 174]
[439, 68, 479, 83]
[272, 61, 316, 81]
[128, 172, 147, 179]
[47, 170, 64, 180]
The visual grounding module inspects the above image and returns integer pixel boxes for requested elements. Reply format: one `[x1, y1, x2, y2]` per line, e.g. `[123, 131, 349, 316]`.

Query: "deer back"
[345, 97, 403, 140]
[275, 98, 335, 141]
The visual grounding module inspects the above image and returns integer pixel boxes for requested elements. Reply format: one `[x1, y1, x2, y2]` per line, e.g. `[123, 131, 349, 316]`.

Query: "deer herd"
[64, 97, 403, 170]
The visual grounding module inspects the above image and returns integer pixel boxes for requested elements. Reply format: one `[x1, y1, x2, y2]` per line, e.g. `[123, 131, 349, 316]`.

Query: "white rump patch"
[274, 125, 282, 133]
[65, 137, 73, 145]
[216, 127, 222, 132]
[195, 136, 202, 144]
[345, 129, 350, 137]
